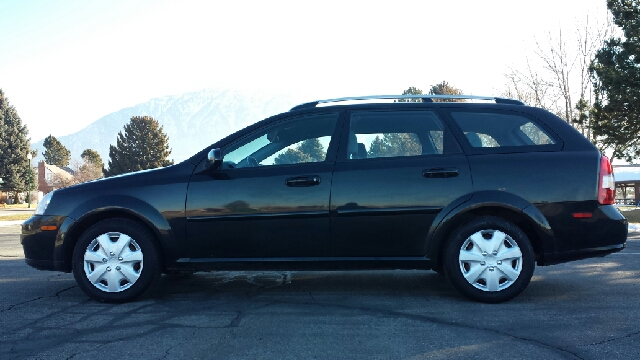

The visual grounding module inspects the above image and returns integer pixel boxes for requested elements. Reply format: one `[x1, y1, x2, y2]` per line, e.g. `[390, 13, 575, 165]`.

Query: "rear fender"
[426, 190, 554, 268]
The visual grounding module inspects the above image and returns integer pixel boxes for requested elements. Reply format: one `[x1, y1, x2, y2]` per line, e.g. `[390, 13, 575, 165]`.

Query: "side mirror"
[207, 148, 223, 169]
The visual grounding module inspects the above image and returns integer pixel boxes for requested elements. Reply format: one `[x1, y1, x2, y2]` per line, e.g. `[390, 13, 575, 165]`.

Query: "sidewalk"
[0, 207, 35, 226]
[0, 220, 25, 227]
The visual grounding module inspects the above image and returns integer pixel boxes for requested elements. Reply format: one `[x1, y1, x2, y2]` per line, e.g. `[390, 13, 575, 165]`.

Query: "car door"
[185, 112, 341, 259]
[330, 109, 473, 257]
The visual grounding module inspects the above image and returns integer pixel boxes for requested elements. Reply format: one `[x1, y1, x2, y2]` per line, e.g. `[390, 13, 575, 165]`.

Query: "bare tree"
[503, 14, 613, 142]
[502, 60, 556, 111]
[49, 158, 103, 189]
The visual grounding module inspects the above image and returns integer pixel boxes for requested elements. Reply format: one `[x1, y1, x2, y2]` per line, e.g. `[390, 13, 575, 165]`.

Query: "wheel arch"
[53, 195, 184, 273]
[426, 190, 554, 270]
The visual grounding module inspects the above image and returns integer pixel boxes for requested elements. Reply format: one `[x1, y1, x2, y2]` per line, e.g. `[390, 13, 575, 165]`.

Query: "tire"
[443, 216, 535, 303]
[72, 218, 161, 303]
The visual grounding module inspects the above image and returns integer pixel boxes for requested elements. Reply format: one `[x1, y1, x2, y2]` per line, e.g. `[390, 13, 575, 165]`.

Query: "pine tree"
[274, 149, 309, 165]
[274, 138, 326, 165]
[105, 116, 174, 176]
[368, 136, 387, 158]
[368, 133, 421, 158]
[0, 89, 33, 198]
[42, 135, 71, 166]
[297, 138, 326, 162]
[80, 149, 104, 171]
[590, 0, 640, 161]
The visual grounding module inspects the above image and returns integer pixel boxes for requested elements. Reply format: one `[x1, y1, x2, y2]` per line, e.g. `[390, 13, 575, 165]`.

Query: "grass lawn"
[0, 203, 35, 221]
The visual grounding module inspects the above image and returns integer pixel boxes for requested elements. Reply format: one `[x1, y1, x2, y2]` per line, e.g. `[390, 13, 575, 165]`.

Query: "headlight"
[35, 191, 54, 215]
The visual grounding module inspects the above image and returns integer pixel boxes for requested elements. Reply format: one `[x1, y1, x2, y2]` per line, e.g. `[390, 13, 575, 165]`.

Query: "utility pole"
[27, 153, 32, 208]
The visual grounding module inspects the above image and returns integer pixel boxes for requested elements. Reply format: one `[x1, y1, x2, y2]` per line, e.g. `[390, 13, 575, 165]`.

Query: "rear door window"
[344, 110, 453, 160]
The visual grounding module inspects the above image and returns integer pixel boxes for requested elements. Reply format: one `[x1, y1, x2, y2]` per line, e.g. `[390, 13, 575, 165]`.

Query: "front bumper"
[21, 215, 68, 271]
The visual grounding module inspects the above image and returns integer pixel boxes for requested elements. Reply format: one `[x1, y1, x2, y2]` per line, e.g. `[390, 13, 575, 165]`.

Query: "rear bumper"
[537, 204, 627, 265]
[541, 243, 625, 266]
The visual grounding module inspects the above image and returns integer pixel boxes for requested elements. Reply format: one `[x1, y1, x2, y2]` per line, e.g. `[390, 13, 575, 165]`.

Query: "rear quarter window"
[448, 110, 561, 153]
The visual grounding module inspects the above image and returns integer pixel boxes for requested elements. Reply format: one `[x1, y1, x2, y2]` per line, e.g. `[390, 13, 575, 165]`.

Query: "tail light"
[598, 155, 615, 205]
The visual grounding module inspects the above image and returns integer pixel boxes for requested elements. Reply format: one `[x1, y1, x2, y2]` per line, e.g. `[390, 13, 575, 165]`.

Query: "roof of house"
[45, 163, 74, 180]
[614, 165, 640, 183]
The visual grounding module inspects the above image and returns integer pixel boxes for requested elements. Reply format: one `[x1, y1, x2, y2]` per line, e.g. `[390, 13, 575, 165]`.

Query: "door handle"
[285, 176, 321, 187]
[423, 168, 459, 178]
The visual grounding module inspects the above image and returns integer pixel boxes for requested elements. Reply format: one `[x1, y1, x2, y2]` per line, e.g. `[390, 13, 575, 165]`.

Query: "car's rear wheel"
[443, 216, 534, 303]
[72, 218, 160, 303]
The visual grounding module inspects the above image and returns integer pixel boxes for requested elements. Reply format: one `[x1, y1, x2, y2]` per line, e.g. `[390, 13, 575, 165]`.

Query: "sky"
[0, 0, 612, 143]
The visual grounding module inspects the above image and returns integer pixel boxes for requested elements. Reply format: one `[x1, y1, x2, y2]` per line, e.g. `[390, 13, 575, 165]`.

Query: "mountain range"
[31, 88, 311, 166]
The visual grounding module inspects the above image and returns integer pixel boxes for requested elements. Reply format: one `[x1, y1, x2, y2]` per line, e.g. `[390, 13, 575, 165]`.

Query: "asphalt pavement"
[1, 224, 639, 359]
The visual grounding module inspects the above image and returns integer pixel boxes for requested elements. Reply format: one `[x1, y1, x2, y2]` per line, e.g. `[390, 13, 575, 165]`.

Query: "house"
[614, 165, 640, 205]
[38, 161, 74, 194]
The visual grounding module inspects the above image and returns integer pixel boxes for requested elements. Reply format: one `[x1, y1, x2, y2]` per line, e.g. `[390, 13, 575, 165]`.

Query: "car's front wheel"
[72, 218, 160, 303]
[443, 216, 535, 303]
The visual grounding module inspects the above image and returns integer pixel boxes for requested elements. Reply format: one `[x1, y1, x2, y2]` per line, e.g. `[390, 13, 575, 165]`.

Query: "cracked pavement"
[1, 225, 640, 359]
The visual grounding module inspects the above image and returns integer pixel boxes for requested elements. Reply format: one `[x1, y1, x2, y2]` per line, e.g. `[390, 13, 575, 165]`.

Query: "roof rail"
[290, 95, 525, 111]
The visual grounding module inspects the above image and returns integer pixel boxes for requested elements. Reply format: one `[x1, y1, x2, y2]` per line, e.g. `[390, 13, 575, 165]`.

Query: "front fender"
[425, 190, 554, 268]
[53, 195, 185, 271]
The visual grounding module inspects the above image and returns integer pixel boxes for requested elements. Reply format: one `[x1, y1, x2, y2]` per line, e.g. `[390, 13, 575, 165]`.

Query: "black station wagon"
[21, 94, 628, 303]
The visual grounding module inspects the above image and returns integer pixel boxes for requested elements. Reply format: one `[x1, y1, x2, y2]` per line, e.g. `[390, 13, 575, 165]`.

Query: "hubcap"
[458, 229, 523, 292]
[83, 232, 144, 292]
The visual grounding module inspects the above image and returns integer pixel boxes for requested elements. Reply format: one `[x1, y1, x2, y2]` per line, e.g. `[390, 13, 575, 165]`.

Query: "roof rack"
[290, 95, 525, 111]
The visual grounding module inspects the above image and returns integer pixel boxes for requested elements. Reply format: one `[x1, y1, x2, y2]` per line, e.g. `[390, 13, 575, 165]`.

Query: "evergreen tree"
[368, 136, 387, 158]
[274, 138, 326, 165]
[368, 133, 421, 158]
[0, 89, 33, 198]
[590, 0, 640, 161]
[80, 149, 104, 171]
[105, 116, 174, 176]
[274, 148, 309, 165]
[297, 138, 326, 162]
[42, 135, 71, 166]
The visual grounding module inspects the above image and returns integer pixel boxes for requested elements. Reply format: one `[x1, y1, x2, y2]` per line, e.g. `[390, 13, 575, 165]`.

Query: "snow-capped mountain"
[31, 88, 310, 165]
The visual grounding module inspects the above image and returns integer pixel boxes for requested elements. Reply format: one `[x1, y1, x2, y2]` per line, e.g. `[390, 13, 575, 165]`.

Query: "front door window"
[222, 114, 337, 168]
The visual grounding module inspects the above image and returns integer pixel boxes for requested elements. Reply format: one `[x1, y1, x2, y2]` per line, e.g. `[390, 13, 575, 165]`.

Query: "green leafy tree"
[0, 89, 33, 200]
[274, 138, 326, 165]
[590, 0, 640, 161]
[105, 116, 174, 176]
[42, 135, 71, 166]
